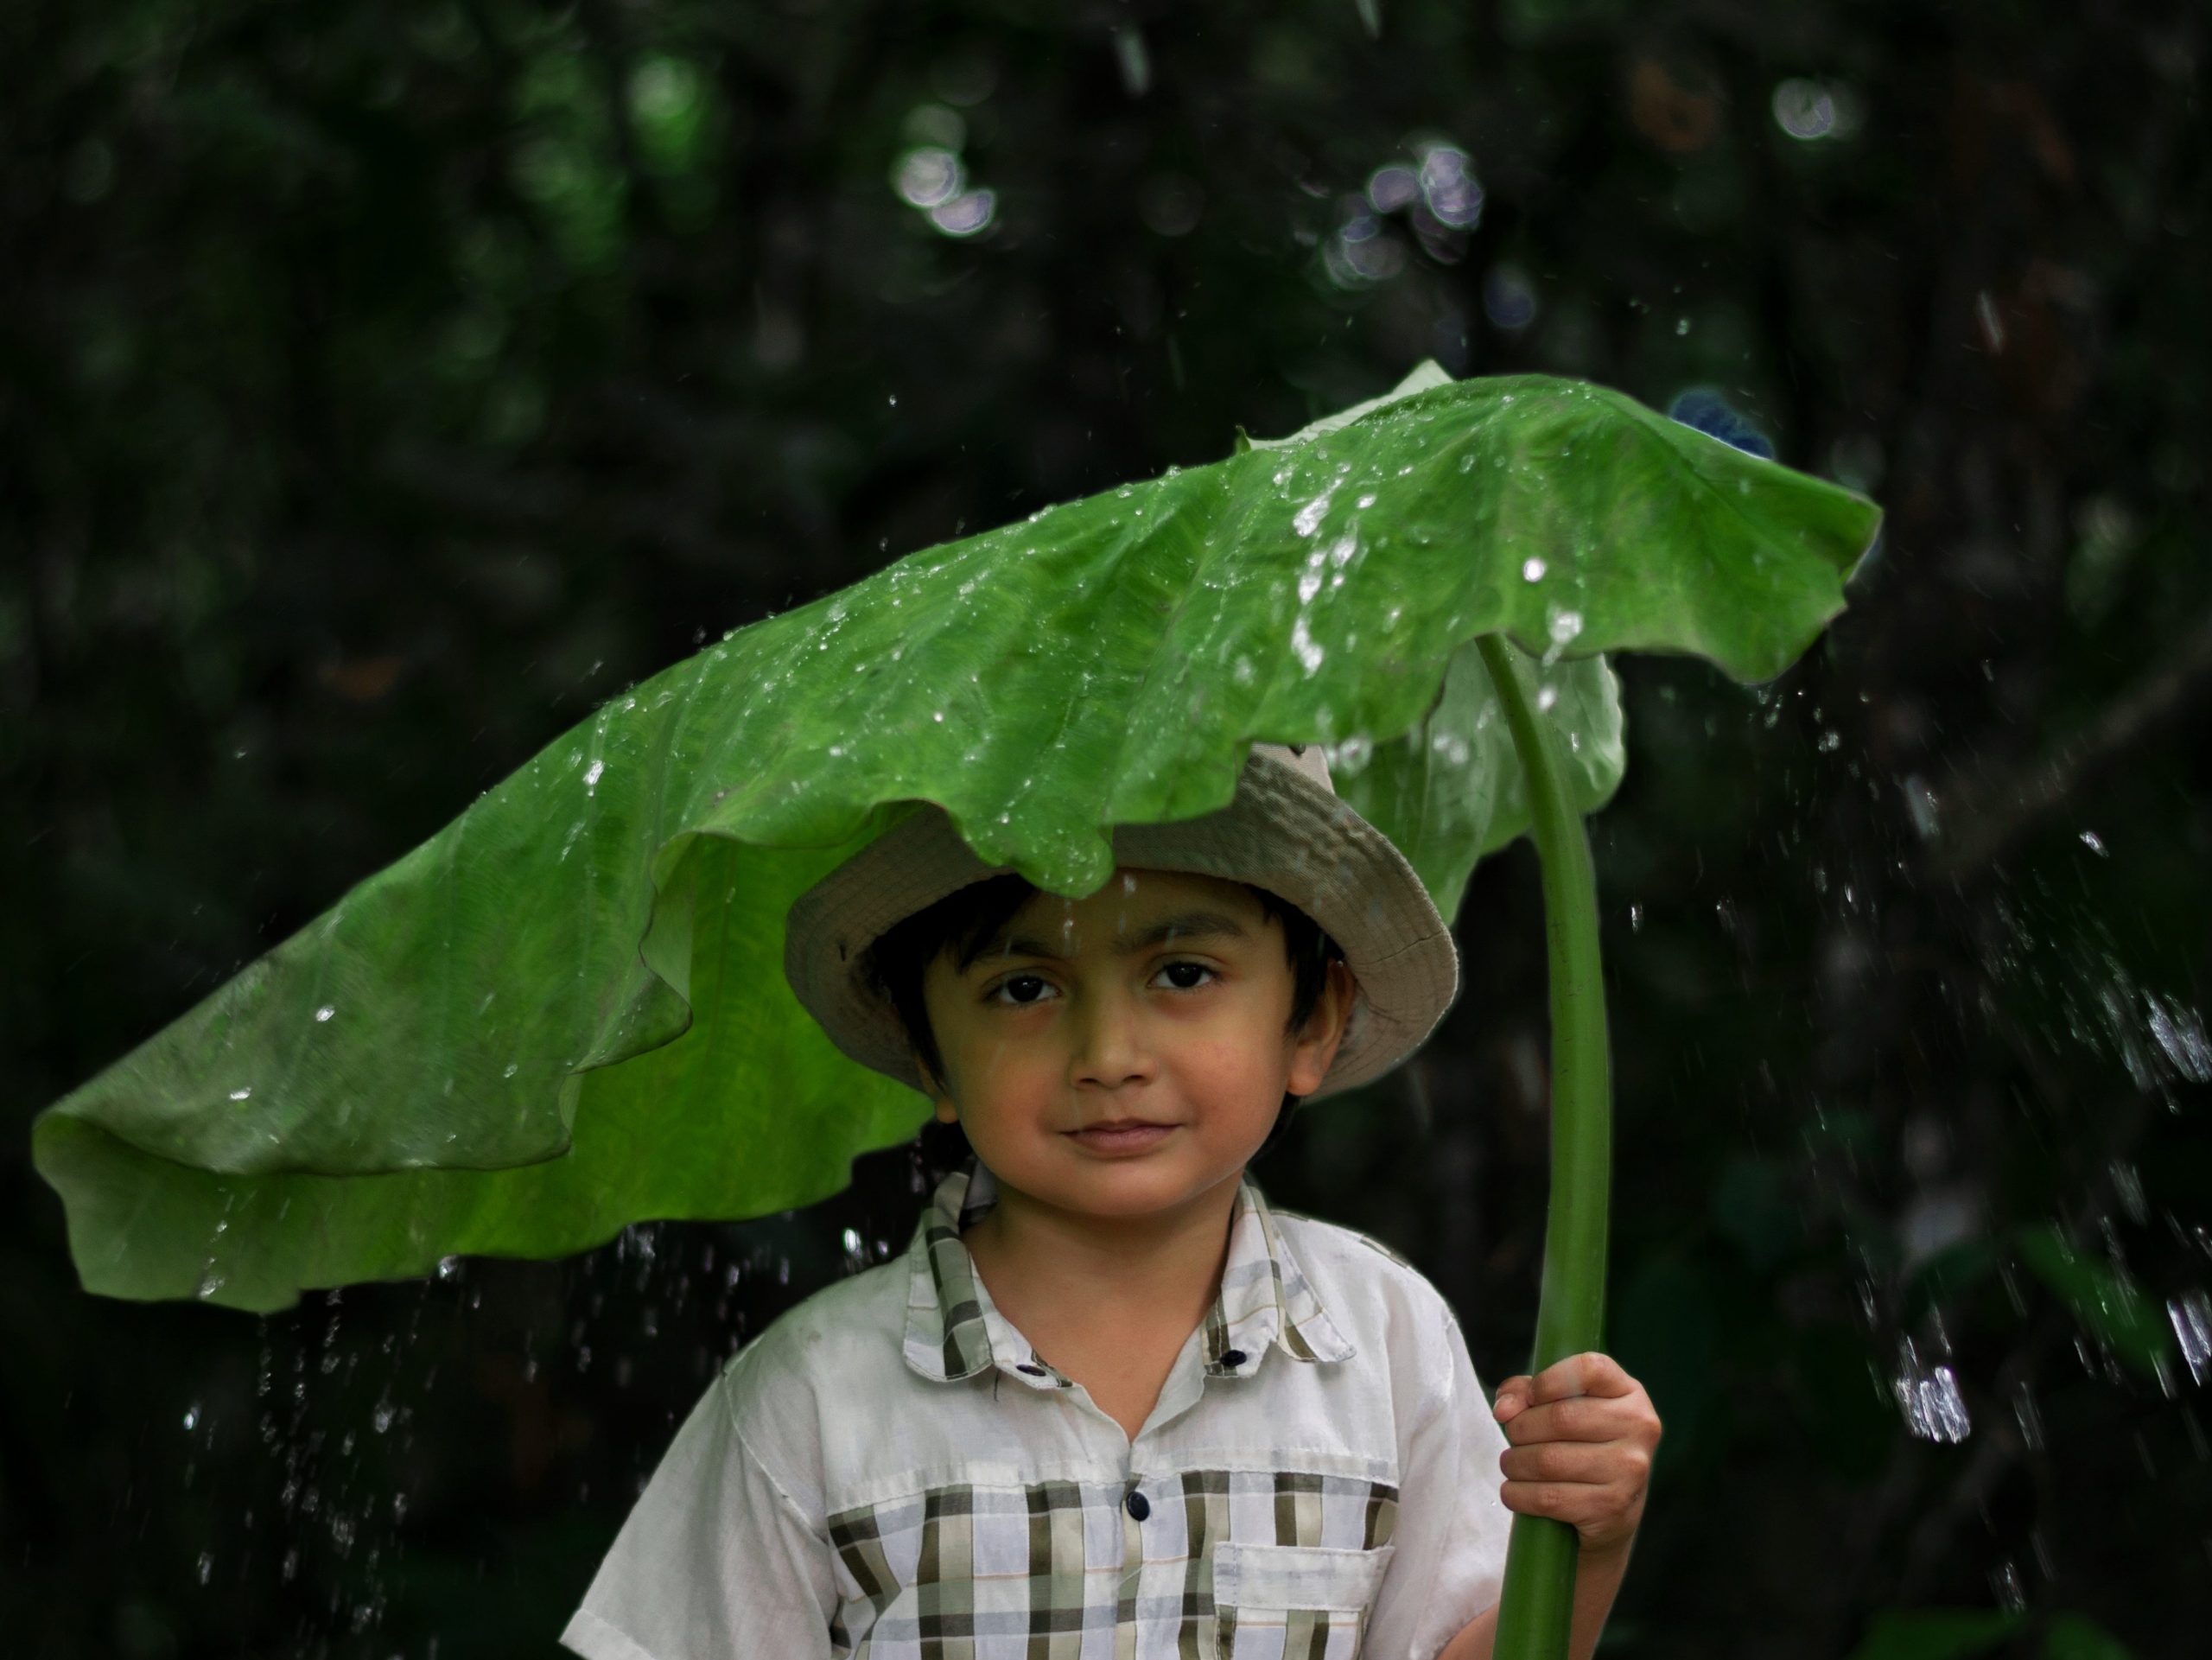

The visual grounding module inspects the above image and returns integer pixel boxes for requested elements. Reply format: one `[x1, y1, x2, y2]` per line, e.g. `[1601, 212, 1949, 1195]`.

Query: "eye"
[1155, 961, 1217, 992]
[984, 974, 1055, 1007]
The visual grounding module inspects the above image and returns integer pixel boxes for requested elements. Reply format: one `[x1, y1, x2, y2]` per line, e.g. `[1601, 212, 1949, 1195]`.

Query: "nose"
[1065, 984, 1155, 1092]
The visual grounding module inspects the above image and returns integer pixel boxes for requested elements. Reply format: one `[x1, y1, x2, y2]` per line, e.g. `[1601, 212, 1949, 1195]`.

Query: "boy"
[562, 742, 1660, 1659]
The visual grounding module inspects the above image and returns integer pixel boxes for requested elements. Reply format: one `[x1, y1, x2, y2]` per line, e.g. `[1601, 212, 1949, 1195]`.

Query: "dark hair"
[864, 873, 1345, 1168]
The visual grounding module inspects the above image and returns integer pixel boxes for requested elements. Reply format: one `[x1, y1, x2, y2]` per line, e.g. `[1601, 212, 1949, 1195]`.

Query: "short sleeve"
[1363, 1302, 1516, 1660]
[560, 1358, 840, 1660]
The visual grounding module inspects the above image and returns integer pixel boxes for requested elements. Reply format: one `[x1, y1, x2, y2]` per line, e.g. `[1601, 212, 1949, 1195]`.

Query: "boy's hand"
[1491, 1352, 1662, 1556]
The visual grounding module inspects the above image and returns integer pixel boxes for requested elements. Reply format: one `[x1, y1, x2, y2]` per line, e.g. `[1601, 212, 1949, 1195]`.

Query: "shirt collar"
[899, 1156, 1356, 1389]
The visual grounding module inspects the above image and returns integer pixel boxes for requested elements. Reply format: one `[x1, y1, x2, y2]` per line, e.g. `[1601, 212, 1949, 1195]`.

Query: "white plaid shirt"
[561, 1160, 1512, 1660]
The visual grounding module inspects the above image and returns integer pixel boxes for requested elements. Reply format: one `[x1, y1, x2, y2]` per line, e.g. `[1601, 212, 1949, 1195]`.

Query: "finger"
[1497, 1479, 1613, 1527]
[1491, 1376, 1533, 1416]
[1499, 1395, 1647, 1446]
[1526, 1352, 1636, 1405]
[1498, 1441, 1624, 1485]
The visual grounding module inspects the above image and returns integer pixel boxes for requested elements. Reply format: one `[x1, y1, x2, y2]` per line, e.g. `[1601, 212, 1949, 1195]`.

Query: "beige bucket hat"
[781, 743, 1461, 1103]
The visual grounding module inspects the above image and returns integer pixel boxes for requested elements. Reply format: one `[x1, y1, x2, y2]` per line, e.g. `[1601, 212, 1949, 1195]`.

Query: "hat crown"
[1261, 741, 1334, 795]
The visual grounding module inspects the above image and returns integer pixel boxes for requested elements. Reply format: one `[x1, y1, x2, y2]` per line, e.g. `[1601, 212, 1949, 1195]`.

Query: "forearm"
[1434, 1537, 1635, 1660]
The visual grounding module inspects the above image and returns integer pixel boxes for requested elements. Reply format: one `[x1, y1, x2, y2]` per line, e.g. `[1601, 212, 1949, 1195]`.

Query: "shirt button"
[1124, 1490, 1151, 1522]
[1219, 1349, 1247, 1367]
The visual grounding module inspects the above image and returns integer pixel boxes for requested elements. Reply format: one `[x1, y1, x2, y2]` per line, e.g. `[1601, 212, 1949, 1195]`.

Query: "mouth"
[1063, 1120, 1178, 1155]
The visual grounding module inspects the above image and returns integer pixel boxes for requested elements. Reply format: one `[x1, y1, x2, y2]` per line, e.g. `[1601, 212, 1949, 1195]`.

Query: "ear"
[1284, 958, 1357, 1097]
[914, 1053, 960, 1123]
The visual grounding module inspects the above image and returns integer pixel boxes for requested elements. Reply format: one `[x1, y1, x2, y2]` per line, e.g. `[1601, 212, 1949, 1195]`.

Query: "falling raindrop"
[2148, 997, 2212, 1083]
[2171, 1288, 2211, 1384]
[315, 1005, 335, 1022]
[1892, 1336, 1972, 1441]
[1522, 557, 1547, 582]
[2079, 830, 2107, 855]
[1991, 1559, 2026, 1612]
[2011, 1379, 2045, 1449]
[229, 1086, 252, 1101]
[1903, 776, 1942, 841]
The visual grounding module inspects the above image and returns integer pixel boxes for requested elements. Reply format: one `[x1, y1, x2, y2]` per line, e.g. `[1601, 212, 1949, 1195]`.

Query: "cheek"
[949, 1039, 1061, 1107]
[1172, 1030, 1289, 1112]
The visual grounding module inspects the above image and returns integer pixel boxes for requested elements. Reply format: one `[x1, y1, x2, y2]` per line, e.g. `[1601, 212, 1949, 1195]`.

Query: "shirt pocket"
[1211, 1540, 1397, 1660]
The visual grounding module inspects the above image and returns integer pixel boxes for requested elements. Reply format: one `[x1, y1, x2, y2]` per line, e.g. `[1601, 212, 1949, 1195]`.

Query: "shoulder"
[1268, 1209, 1469, 1357]
[1276, 1208, 1422, 1274]
[1266, 1210, 1487, 1448]
[723, 1255, 911, 1409]
[707, 1256, 912, 1485]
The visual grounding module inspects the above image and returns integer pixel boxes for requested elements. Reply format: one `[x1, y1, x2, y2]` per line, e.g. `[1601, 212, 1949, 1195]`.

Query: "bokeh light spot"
[1417, 143, 1484, 228]
[902, 103, 967, 149]
[929, 190, 997, 238]
[893, 147, 964, 208]
[1482, 264, 1539, 330]
[1138, 174, 1205, 237]
[1366, 163, 1420, 214]
[1772, 79, 1836, 139]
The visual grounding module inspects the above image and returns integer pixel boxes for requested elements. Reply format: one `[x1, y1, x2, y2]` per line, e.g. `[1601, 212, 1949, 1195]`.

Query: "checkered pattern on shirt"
[826, 1466, 1399, 1659]
[817, 1161, 1399, 1657]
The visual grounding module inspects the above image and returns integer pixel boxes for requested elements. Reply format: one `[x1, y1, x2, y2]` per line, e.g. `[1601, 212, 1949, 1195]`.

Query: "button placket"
[1116, 1478, 1146, 1602]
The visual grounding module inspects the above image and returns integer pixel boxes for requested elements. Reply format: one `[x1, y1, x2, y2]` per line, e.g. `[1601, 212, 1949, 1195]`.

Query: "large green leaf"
[31, 367, 1879, 1310]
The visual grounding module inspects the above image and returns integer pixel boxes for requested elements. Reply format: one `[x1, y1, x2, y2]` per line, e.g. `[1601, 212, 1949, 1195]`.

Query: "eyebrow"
[964, 910, 1253, 968]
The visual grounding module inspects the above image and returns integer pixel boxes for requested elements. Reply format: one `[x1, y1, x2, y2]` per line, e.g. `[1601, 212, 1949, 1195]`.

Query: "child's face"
[915, 867, 1354, 1222]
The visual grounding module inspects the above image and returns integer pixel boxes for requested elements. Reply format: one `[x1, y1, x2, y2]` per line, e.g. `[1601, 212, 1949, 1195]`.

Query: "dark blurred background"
[5, 1, 2209, 1656]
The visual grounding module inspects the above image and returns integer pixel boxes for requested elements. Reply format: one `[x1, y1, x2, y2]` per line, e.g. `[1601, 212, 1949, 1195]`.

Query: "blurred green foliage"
[3, 0, 2207, 1656]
